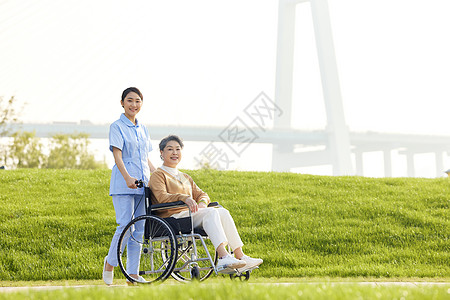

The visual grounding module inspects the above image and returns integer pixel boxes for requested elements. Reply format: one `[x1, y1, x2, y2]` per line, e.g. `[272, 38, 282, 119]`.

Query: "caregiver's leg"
[105, 195, 135, 271]
[126, 193, 146, 277]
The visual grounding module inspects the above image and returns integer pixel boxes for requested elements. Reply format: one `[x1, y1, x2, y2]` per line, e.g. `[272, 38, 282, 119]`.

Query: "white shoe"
[127, 275, 147, 285]
[102, 256, 113, 285]
[217, 254, 246, 273]
[237, 255, 263, 273]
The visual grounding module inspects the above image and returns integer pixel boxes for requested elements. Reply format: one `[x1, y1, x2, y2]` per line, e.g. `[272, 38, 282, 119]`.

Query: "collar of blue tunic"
[119, 113, 140, 127]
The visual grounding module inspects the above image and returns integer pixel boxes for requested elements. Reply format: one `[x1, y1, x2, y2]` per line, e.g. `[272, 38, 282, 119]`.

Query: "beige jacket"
[149, 168, 211, 218]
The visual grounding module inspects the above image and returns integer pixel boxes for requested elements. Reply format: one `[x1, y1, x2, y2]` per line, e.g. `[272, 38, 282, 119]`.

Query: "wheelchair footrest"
[217, 266, 238, 275]
[236, 266, 259, 275]
[217, 265, 260, 275]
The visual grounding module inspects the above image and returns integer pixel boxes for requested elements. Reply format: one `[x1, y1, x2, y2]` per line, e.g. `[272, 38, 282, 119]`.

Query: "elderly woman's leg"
[189, 208, 246, 270]
[216, 207, 263, 270]
[195, 208, 228, 249]
[215, 243, 230, 258]
[177, 207, 262, 271]
[215, 207, 243, 250]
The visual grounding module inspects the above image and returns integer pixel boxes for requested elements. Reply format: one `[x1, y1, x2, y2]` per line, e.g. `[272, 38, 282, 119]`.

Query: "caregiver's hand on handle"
[125, 176, 138, 189]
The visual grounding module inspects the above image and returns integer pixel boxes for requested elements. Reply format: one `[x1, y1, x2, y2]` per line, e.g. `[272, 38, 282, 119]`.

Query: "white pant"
[172, 207, 244, 251]
[106, 194, 146, 275]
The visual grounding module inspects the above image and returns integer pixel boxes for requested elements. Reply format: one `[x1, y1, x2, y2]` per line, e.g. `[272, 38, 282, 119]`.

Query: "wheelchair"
[116, 181, 255, 284]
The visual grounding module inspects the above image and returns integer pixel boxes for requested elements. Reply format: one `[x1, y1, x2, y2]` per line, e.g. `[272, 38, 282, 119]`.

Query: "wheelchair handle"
[135, 179, 144, 188]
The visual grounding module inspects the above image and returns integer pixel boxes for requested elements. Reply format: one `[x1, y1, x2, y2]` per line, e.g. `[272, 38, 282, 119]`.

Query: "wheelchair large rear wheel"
[162, 236, 218, 282]
[117, 215, 177, 284]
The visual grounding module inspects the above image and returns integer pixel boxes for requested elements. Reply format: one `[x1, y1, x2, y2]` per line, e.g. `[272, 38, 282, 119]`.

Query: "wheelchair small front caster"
[229, 270, 250, 281]
[191, 266, 200, 280]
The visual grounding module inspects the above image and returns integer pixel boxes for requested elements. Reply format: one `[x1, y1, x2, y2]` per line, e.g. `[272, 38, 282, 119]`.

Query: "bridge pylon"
[272, 0, 354, 175]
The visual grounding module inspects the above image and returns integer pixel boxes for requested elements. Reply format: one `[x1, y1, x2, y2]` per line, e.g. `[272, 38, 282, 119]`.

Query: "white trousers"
[172, 207, 244, 251]
[106, 194, 146, 275]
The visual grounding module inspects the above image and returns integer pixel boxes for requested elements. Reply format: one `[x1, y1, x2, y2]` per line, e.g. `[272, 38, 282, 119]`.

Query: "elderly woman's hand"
[198, 201, 208, 209]
[185, 197, 198, 213]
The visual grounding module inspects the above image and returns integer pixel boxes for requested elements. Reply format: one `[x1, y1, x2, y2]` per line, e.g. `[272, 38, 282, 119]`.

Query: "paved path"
[0, 282, 449, 293]
[263, 282, 450, 287]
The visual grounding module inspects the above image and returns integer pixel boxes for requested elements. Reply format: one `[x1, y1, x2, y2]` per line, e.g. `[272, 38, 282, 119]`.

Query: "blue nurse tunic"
[109, 113, 153, 196]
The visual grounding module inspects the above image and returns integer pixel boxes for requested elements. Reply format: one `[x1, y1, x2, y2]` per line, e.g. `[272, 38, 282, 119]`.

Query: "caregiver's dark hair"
[121, 87, 143, 102]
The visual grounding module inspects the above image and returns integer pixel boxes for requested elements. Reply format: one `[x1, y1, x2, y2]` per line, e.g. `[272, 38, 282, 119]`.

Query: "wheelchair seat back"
[145, 187, 209, 237]
[164, 217, 208, 236]
[164, 217, 192, 234]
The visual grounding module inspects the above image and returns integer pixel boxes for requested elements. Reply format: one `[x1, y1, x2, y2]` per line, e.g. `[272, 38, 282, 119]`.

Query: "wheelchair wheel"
[117, 215, 177, 284]
[162, 236, 218, 282]
[190, 265, 200, 280]
[230, 270, 250, 281]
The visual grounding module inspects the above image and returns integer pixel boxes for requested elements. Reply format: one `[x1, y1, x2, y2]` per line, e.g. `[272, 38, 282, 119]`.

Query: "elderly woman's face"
[161, 140, 182, 168]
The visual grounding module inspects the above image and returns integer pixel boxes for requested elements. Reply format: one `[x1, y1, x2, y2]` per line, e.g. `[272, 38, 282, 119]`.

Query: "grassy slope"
[1, 282, 449, 300]
[0, 169, 448, 281]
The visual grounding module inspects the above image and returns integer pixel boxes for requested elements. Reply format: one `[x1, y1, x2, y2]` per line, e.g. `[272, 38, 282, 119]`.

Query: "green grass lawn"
[0, 281, 449, 300]
[0, 169, 449, 281]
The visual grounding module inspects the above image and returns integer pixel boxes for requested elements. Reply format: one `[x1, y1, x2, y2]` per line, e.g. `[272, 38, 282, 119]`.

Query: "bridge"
[7, 122, 450, 177]
[3, 0, 449, 177]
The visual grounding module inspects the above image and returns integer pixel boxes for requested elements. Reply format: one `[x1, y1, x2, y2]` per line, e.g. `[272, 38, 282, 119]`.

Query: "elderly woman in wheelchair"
[151, 134, 263, 271]
[115, 134, 263, 284]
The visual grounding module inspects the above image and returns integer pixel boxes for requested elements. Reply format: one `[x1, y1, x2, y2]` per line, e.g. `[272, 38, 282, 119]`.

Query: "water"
[2, 137, 448, 177]
[91, 139, 449, 178]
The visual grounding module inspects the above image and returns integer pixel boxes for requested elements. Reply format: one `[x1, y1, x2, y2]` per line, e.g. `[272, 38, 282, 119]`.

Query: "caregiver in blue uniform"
[102, 87, 156, 285]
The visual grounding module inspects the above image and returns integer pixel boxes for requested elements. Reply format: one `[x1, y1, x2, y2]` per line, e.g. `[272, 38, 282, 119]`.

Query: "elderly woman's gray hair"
[159, 135, 184, 152]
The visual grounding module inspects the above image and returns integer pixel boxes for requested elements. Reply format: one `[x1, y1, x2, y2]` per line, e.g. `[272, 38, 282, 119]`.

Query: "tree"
[0, 96, 21, 137]
[1, 97, 106, 169]
[0, 96, 22, 167]
[46, 133, 106, 169]
[7, 131, 106, 169]
[9, 131, 45, 168]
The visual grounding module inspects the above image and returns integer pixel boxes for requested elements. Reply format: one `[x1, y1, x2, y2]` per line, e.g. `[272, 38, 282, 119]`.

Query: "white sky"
[1, 0, 450, 176]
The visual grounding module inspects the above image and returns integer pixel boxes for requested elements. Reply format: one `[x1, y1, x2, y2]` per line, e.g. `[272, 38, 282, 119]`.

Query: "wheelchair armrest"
[151, 201, 187, 211]
[151, 201, 221, 211]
